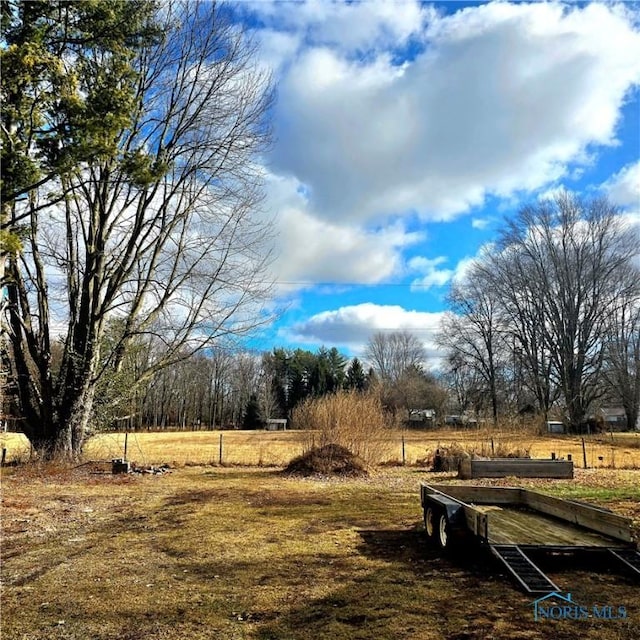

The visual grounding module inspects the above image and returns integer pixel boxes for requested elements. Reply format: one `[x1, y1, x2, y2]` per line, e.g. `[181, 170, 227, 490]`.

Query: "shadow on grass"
[247, 530, 522, 640]
[357, 526, 507, 589]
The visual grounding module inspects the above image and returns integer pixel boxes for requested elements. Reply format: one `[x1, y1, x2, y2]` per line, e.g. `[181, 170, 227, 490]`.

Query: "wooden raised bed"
[458, 457, 573, 479]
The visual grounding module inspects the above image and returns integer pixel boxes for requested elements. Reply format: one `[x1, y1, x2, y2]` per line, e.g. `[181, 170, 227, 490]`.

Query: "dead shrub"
[292, 391, 394, 466]
[431, 440, 531, 471]
[432, 443, 471, 471]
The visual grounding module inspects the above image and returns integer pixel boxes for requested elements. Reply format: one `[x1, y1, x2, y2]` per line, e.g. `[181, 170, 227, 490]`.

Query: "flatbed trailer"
[420, 483, 640, 594]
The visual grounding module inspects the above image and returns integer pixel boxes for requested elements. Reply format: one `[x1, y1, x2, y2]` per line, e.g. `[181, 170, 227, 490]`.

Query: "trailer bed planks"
[522, 491, 634, 542]
[422, 483, 635, 544]
[420, 482, 639, 593]
[485, 506, 628, 547]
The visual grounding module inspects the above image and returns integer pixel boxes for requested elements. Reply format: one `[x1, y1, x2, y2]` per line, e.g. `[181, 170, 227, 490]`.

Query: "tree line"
[85, 330, 446, 432]
[439, 192, 639, 432]
[2, 3, 637, 458]
[89, 343, 376, 432]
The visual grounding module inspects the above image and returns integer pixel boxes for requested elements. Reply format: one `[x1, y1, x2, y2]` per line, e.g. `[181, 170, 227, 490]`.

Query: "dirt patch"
[283, 444, 368, 477]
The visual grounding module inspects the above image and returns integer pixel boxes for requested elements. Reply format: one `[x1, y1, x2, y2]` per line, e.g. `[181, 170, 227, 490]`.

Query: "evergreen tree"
[345, 357, 366, 392]
[242, 394, 264, 430]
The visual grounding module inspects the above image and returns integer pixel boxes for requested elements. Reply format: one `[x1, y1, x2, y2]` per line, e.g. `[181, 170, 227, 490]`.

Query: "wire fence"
[2, 429, 640, 469]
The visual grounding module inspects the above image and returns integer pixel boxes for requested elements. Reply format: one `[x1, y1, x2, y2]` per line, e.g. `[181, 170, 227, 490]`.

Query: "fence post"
[581, 437, 587, 469]
[610, 430, 615, 469]
[219, 433, 223, 465]
[402, 435, 406, 465]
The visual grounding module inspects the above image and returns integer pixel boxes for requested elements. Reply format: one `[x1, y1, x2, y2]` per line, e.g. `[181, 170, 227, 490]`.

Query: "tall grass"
[293, 391, 395, 465]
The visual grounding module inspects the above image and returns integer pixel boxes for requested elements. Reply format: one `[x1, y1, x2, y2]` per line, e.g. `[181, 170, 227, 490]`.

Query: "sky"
[233, 0, 640, 364]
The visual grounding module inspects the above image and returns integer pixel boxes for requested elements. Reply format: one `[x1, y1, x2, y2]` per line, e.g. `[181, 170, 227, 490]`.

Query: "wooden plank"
[427, 484, 524, 505]
[486, 508, 626, 546]
[460, 459, 573, 479]
[462, 505, 493, 537]
[523, 491, 634, 543]
[459, 458, 473, 479]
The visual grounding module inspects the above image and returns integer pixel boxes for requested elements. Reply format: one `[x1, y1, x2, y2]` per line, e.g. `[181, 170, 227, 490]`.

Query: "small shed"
[266, 418, 287, 431]
[547, 421, 565, 434]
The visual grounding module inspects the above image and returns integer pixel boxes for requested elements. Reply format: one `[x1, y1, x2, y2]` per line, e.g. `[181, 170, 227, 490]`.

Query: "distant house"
[408, 409, 436, 425]
[443, 414, 478, 428]
[597, 407, 628, 432]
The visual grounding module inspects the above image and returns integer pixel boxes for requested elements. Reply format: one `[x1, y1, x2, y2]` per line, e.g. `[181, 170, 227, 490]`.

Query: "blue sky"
[236, 0, 640, 362]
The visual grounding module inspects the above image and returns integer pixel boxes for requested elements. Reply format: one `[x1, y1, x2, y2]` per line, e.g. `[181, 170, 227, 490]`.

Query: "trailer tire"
[437, 513, 450, 549]
[424, 507, 437, 539]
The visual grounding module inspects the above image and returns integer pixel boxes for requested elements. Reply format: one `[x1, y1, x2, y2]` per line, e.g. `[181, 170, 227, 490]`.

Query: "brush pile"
[283, 443, 368, 477]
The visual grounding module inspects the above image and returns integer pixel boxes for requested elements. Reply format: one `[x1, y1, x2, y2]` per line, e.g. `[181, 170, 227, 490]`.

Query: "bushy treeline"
[85, 341, 447, 432]
[85, 345, 377, 431]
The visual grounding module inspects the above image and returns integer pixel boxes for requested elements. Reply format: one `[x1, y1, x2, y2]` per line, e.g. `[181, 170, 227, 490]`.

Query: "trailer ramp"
[608, 548, 640, 578]
[490, 545, 559, 594]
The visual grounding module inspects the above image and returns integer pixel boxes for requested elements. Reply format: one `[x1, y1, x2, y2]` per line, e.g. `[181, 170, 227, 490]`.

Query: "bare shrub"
[431, 440, 531, 471]
[431, 443, 471, 471]
[292, 391, 394, 466]
[475, 440, 532, 459]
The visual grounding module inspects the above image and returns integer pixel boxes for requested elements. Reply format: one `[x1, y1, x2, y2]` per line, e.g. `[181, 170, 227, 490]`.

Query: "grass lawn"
[2, 462, 639, 640]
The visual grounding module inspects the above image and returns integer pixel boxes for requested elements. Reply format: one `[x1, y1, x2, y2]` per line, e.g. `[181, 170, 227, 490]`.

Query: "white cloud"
[603, 160, 640, 207]
[264, 173, 423, 287]
[255, 28, 301, 74]
[471, 217, 492, 230]
[408, 256, 453, 289]
[268, 2, 640, 226]
[246, 0, 431, 54]
[452, 255, 481, 285]
[286, 302, 446, 360]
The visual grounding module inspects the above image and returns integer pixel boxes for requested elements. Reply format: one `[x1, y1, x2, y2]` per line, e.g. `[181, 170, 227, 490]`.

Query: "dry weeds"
[293, 391, 394, 465]
[2, 428, 640, 469]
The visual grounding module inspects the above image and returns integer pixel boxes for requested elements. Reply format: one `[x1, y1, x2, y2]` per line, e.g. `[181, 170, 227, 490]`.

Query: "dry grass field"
[2, 461, 639, 640]
[2, 427, 640, 468]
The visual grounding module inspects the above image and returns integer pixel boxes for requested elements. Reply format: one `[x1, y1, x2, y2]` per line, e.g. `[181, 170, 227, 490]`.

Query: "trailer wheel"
[437, 513, 449, 549]
[424, 507, 437, 539]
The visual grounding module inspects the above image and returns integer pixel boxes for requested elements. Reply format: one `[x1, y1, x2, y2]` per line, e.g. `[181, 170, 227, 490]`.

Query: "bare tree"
[441, 352, 486, 416]
[227, 352, 262, 427]
[364, 330, 426, 382]
[439, 268, 506, 426]
[467, 192, 639, 431]
[5, 1, 274, 457]
[477, 245, 558, 419]
[602, 292, 640, 430]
